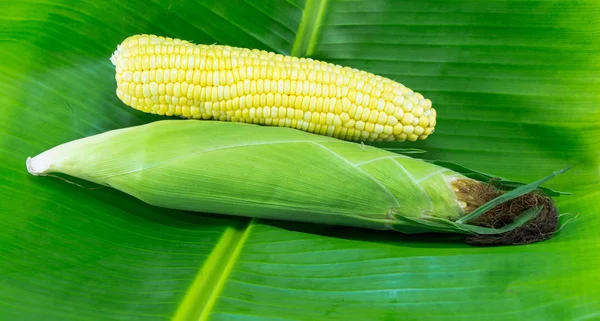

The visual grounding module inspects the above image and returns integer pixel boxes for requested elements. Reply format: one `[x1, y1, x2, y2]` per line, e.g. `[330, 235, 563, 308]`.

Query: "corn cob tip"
[110, 34, 437, 142]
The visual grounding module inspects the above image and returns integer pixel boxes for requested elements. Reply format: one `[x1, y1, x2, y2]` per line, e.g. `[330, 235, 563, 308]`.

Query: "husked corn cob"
[110, 34, 437, 142]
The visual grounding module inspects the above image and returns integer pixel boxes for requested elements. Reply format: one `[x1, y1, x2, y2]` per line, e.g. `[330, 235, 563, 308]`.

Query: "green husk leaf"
[456, 206, 543, 235]
[380, 147, 427, 154]
[397, 205, 542, 236]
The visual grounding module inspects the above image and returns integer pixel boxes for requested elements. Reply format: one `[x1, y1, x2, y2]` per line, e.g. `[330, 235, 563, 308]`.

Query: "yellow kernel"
[341, 97, 351, 112]
[301, 121, 310, 131]
[386, 116, 398, 127]
[303, 111, 311, 121]
[256, 79, 263, 94]
[402, 113, 415, 125]
[329, 84, 338, 97]
[407, 133, 419, 142]
[355, 92, 363, 105]
[308, 83, 316, 95]
[347, 128, 356, 138]
[363, 95, 370, 108]
[381, 92, 394, 101]
[376, 112, 388, 125]
[316, 97, 323, 112]
[371, 87, 382, 98]
[293, 96, 302, 110]
[348, 104, 357, 118]
[343, 119, 356, 128]
[218, 86, 225, 101]
[360, 108, 370, 122]
[302, 80, 310, 95]
[286, 108, 295, 119]
[311, 113, 320, 123]
[276, 107, 285, 118]
[150, 82, 159, 96]
[403, 125, 414, 135]
[284, 80, 292, 94]
[394, 108, 405, 120]
[274, 93, 282, 106]
[319, 113, 327, 125]
[186, 84, 194, 98]
[355, 121, 365, 130]
[340, 112, 350, 123]
[321, 84, 328, 97]
[309, 96, 317, 112]
[413, 117, 419, 126]
[294, 109, 303, 120]
[333, 115, 342, 126]
[396, 133, 407, 141]
[393, 123, 403, 135]
[349, 77, 357, 88]
[347, 88, 357, 102]
[326, 125, 335, 136]
[317, 96, 327, 111]
[339, 127, 348, 138]
[403, 101, 413, 112]
[325, 113, 334, 125]
[374, 124, 384, 134]
[413, 107, 424, 117]
[282, 94, 289, 107]
[384, 102, 395, 115]
[371, 98, 382, 111]
[352, 105, 362, 119]
[383, 125, 393, 135]
[415, 126, 425, 135]
[368, 110, 379, 123]
[393, 95, 405, 106]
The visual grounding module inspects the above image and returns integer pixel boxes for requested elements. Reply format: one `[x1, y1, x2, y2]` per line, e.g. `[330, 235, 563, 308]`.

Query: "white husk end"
[26, 150, 54, 176]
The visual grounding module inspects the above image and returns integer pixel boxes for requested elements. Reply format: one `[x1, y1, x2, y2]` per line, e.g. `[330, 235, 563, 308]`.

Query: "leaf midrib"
[291, 0, 328, 57]
[171, 219, 253, 321]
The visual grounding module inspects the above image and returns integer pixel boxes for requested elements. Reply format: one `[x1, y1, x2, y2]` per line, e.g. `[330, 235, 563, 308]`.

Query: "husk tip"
[26, 154, 51, 176]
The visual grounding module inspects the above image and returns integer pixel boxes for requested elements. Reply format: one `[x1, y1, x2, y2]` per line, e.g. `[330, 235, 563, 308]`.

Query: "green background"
[1, 0, 599, 320]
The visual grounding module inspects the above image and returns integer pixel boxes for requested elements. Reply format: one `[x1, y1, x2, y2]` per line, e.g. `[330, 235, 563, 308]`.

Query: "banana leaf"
[1, 1, 599, 321]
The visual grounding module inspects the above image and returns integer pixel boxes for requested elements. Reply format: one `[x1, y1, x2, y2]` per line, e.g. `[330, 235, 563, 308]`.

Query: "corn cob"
[110, 34, 436, 142]
[27, 120, 562, 245]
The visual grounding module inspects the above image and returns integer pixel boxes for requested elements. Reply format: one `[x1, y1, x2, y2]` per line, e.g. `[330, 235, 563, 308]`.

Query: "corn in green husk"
[26, 120, 562, 244]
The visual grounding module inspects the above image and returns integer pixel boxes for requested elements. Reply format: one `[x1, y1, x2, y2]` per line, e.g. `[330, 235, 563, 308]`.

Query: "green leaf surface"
[1, 1, 599, 321]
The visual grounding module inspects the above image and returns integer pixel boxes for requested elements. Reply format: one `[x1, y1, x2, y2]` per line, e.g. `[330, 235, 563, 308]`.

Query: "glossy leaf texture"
[1, 0, 599, 320]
